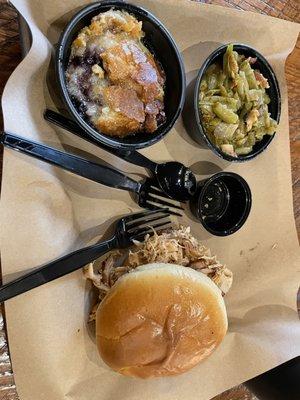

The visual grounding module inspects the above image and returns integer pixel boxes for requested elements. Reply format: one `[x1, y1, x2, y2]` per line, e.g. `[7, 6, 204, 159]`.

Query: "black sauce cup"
[183, 43, 281, 162]
[190, 172, 252, 236]
[56, 1, 185, 150]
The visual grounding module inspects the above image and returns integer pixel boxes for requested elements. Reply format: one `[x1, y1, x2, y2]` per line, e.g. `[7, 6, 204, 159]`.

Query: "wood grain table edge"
[0, 1, 299, 400]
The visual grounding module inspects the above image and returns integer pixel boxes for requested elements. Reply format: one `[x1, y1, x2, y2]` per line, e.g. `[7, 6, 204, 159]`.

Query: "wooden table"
[0, 0, 299, 399]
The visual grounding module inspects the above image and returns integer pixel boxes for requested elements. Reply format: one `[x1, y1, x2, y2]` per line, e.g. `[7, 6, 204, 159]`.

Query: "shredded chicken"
[84, 227, 233, 321]
[246, 109, 260, 132]
[246, 56, 258, 65]
[254, 70, 270, 89]
[220, 143, 237, 157]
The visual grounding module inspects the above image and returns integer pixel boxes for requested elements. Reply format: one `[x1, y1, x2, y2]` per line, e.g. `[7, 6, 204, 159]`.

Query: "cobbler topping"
[66, 9, 166, 137]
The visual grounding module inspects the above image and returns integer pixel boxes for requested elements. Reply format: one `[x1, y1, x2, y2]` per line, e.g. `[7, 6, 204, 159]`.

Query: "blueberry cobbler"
[65, 9, 166, 137]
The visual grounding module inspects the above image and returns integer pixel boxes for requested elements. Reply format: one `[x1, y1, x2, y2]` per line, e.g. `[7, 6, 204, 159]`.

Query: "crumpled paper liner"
[0, 1, 299, 399]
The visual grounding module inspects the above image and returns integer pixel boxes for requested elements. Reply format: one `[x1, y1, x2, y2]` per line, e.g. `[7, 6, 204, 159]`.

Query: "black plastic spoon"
[44, 109, 197, 202]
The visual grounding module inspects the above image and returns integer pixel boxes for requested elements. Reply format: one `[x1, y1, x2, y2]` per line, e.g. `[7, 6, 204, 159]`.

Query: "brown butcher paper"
[0, 1, 299, 399]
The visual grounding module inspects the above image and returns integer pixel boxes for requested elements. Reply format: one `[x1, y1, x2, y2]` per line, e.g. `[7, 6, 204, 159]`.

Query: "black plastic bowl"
[190, 172, 252, 236]
[186, 43, 281, 162]
[56, 1, 185, 150]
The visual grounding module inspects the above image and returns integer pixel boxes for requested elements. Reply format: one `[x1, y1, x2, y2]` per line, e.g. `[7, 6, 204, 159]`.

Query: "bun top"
[96, 263, 227, 378]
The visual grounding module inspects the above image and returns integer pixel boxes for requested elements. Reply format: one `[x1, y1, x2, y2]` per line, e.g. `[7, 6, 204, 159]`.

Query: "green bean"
[199, 91, 205, 101]
[200, 106, 214, 123]
[218, 73, 227, 87]
[223, 47, 229, 77]
[214, 122, 238, 139]
[263, 106, 271, 128]
[266, 118, 277, 135]
[239, 71, 250, 102]
[249, 89, 262, 101]
[263, 93, 271, 104]
[200, 104, 213, 113]
[213, 102, 239, 124]
[244, 102, 253, 112]
[235, 96, 242, 110]
[246, 132, 256, 146]
[228, 49, 238, 78]
[235, 147, 252, 155]
[203, 96, 239, 110]
[200, 78, 208, 92]
[236, 75, 245, 99]
[205, 118, 221, 133]
[208, 74, 218, 90]
[254, 127, 265, 140]
[240, 60, 258, 89]
[234, 129, 246, 140]
[206, 89, 221, 96]
[219, 84, 228, 97]
[236, 137, 248, 146]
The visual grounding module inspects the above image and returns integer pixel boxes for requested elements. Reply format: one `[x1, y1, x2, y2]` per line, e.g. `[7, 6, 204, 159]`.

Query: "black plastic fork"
[0, 209, 171, 302]
[1, 133, 183, 215]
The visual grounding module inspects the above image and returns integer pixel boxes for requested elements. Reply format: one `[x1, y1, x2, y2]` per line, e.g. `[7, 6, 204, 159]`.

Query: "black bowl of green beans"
[188, 43, 281, 162]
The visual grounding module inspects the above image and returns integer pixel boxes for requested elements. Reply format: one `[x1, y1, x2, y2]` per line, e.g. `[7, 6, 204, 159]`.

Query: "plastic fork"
[1, 133, 183, 215]
[0, 209, 172, 302]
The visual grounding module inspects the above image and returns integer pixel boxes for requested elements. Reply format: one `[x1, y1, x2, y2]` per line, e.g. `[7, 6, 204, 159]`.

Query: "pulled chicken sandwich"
[84, 226, 233, 378]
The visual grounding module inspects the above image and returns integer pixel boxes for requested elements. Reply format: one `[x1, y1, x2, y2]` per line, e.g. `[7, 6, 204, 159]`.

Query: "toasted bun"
[96, 263, 227, 378]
